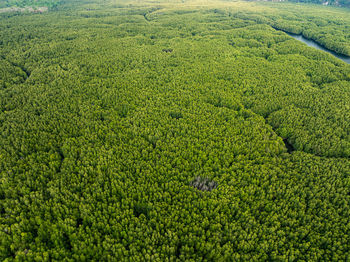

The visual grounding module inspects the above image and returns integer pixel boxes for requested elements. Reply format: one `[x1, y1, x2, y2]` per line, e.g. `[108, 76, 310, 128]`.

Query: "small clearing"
[0, 6, 48, 14]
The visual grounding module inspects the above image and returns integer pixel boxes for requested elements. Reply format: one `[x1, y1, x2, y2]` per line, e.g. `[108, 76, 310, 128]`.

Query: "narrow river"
[286, 32, 350, 64]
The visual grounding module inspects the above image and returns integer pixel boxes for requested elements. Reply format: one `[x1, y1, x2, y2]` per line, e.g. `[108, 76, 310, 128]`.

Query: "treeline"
[285, 0, 350, 8]
[0, 0, 63, 9]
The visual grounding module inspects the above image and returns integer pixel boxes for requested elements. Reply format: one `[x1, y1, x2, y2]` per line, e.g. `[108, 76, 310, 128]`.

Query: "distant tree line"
[288, 0, 350, 7]
[0, 0, 62, 9]
[253, 0, 350, 8]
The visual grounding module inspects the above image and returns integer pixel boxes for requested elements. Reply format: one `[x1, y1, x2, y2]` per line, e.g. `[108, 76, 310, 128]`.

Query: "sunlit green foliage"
[0, 0, 62, 8]
[1, 0, 350, 260]
[233, 1, 350, 55]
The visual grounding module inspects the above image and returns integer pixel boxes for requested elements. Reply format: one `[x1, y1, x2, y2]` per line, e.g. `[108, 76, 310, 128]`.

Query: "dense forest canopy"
[252, 0, 350, 8]
[286, 0, 350, 8]
[1, 0, 350, 260]
[0, 0, 63, 8]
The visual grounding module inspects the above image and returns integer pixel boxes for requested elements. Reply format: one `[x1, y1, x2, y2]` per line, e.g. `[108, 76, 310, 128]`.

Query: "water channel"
[286, 32, 350, 64]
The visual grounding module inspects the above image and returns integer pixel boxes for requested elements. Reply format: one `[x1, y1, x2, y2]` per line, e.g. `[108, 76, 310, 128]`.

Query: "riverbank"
[271, 26, 350, 64]
[285, 32, 350, 64]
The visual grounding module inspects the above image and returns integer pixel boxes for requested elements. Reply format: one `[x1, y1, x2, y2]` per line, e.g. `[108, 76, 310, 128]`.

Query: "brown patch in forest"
[0, 6, 48, 14]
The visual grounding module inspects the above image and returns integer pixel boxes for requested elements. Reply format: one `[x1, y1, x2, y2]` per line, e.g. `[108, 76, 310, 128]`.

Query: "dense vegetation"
[1, 0, 350, 260]
[0, 0, 62, 9]
[232, 1, 350, 56]
[284, 0, 350, 8]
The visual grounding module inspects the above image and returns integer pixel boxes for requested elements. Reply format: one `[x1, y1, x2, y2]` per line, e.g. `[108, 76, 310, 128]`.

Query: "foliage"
[1, 0, 350, 260]
[232, 1, 350, 55]
[284, 0, 350, 8]
[0, 0, 63, 9]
